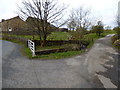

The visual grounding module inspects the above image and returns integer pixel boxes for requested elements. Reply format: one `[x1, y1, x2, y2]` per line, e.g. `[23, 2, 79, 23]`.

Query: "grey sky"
[0, 0, 119, 28]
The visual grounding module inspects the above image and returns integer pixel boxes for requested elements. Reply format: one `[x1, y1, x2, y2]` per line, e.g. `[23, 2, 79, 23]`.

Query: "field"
[3, 32, 71, 40]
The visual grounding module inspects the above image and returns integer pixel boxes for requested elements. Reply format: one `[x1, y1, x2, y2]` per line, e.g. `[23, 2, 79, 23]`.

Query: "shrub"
[113, 39, 120, 49]
[92, 21, 104, 36]
[68, 31, 84, 40]
[64, 44, 81, 51]
[114, 39, 120, 46]
[111, 35, 118, 44]
[113, 27, 120, 39]
[92, 25, 104, 36]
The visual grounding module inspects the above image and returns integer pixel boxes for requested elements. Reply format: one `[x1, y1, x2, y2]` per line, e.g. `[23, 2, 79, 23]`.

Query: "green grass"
[104, 30, 115, 34]
[2, 32, 71, 40]
[84, 33, 104, 40]
[47, 32, 71, 40]
[84, 30, 115, 41]
[2, 30, 115, 41]
[82, 31, 115, 50]
[3, 34, 39, 40]
[32, 50, 85, 59]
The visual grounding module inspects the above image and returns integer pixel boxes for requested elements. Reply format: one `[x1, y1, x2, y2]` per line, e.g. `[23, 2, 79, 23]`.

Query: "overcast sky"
[0, 0, 119, 28]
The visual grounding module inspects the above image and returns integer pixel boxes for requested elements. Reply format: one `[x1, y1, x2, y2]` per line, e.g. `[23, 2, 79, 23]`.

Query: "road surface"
[2, 34, 119, 88]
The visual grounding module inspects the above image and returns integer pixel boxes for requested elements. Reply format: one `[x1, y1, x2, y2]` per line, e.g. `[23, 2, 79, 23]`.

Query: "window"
[8, 28, 12, 32]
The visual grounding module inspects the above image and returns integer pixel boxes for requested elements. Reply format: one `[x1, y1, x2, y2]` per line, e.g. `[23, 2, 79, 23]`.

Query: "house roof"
[0, 16, 24, 23]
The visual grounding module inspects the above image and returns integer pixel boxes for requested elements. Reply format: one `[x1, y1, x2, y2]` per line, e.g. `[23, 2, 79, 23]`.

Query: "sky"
[0, 0, 119, 28]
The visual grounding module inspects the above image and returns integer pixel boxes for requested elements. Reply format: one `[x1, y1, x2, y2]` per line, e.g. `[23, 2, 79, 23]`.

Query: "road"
[2, 34, 119, 88]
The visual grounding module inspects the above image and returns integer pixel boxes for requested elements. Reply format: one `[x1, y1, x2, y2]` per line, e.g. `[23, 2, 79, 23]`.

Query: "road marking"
[96, 74, 117, 88]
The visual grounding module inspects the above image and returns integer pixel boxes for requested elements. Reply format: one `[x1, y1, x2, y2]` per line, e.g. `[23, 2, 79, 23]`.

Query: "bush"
[81, 39, 91, 46]
[113, 27, 120, 39]
[111, 35, 118, 44]
[92, 26, 104, 36]
[111, 35, 120, 50]
[114, 39, 120, 46]
[92, 21, 104, 36]
[113, 39, 120, 49]
[68, 31, 84, 40]
[64, 44, 81, 51]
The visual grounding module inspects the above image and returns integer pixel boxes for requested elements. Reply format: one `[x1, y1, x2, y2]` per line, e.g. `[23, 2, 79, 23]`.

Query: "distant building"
[57, 28, 68, 32]
[0, 16, 66, 33]
[0, 16, 27, 32]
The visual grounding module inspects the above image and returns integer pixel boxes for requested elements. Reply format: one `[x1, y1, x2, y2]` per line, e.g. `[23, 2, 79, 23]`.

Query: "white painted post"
[28, 40, 35, 57]
[32, 42, 35, 56]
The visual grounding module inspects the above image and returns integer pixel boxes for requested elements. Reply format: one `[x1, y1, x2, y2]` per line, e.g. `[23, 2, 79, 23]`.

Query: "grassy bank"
[32, 50, 85, 59]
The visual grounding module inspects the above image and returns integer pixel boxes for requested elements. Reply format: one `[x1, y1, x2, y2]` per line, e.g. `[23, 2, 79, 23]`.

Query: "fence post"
[32, 42, 35, 57]
[28, 39, 35, 57]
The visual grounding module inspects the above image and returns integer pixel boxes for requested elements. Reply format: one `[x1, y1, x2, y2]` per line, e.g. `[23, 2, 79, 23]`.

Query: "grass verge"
[32, 50, 85, 60]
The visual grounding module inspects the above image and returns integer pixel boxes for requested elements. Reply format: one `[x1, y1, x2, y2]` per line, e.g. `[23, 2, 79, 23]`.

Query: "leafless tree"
[76, 7, 91, 30]
[68, 7, 91, 32]
[17, 0, 67, 46]
[67, 10, 77, 31]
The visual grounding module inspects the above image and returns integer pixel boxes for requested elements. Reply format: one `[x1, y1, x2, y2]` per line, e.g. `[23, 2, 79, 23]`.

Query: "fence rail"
[28, 40, 35, 56]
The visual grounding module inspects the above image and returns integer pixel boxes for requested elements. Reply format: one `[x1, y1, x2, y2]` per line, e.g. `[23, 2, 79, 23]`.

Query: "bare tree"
[67, 10, 77, 31]
[75, 7, 91, 31]
[17, 0, 67, 46]
[68, 7, 91, 32]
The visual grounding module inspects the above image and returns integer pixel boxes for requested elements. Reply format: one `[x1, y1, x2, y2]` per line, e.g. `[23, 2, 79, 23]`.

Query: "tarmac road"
[2, 34, 119, 88]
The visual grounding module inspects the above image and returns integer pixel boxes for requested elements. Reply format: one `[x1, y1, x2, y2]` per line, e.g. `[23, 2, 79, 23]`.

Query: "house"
[0, 16, 65, 34]
[57, 28, 68, 32]
[0, 16, 27, 32]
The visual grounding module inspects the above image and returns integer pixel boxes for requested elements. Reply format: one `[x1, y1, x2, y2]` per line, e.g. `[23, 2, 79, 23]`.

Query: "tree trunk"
[41, 34, 47, 47]
[33, 30, 34, 40]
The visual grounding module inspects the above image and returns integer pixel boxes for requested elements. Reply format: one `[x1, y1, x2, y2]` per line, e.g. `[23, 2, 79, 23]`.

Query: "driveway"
[2, 34, 119, 88]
